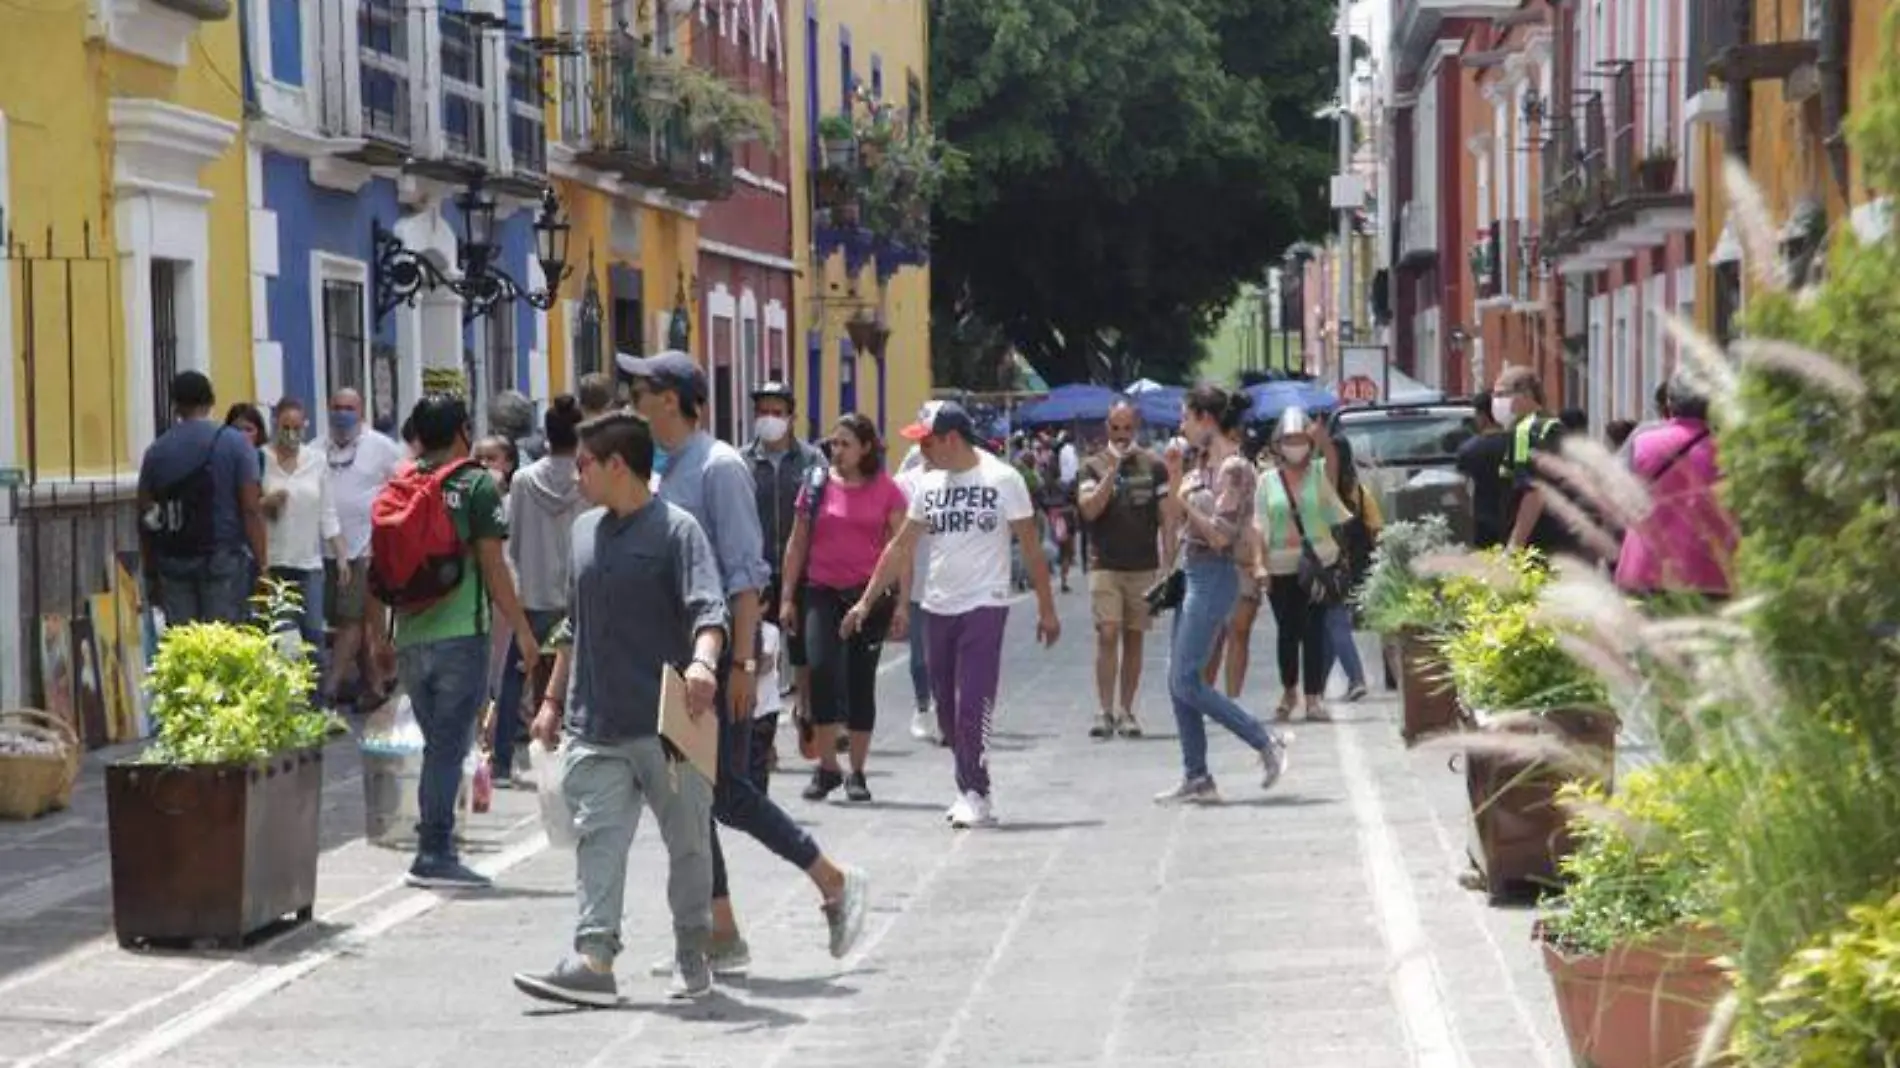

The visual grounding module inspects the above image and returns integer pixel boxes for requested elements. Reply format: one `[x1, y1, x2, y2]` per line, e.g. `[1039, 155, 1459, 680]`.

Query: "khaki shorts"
[1090, 568, 1157, 632]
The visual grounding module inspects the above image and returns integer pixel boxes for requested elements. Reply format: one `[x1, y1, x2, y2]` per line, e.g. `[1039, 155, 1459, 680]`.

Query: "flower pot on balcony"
[1639, 157, 1678, 195]
[821, 137, 857, 171]
[846, 317, 892, 359]
[107, 747, 324, 949]
[1464, 706, 1617, 904]
[1538, 922, 1729, 1068]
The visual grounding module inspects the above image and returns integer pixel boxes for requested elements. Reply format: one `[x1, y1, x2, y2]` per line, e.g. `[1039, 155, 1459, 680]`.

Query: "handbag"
[1143, 568, 1186, 613]
[1277, 468, 1352, 606]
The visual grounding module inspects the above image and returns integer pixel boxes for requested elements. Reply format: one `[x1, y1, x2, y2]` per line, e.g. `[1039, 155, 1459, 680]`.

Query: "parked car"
[1328, 402, 1480, 545]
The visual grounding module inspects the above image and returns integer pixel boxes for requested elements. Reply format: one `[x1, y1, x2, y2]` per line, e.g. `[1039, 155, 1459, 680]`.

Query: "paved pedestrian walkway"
[0, 590, 1568, 1067]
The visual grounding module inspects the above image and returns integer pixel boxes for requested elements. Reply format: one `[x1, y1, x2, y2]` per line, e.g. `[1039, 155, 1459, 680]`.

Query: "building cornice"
[109, 98, 238, 194]
[698, 238, 797, 272]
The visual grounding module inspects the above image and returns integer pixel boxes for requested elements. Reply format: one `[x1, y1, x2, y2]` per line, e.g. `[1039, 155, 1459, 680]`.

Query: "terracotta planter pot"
[107, 748, 323, 949]
[1396, 628, 1462, 745]
[1539, 923, 1728, 1068]
[1465, 707, 1617, 903]
[1639, 158, 1678, 195]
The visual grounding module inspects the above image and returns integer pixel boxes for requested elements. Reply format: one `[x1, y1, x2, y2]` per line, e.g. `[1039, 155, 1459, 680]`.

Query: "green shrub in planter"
[1748, 887, 1900, 1067]
[1442, 598, 1606, 714]
[1356, 515, 1455, 635]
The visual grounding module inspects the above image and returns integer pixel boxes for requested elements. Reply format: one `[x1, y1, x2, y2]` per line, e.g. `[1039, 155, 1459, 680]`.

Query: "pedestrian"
[512, 411, 726, 1006]
[494, 395, 588, 786]
[1494, 368, 1580, 555]
[1259, 408, 1353, 722]
[474, 434, 519, 495]
[1614, 374, 1735, 603]
[1154, 385, 1291, 805]
[1455, 391, 1510, 548]
[848, 401, 1061, 829]
[619, 350, 869, 978]
[322, 388, 404, 711]
[1076, 400, 1172, 739]
[261, 397, 347, 690]
[744, 381, 827, 770]
[225, 402, 269, 479]
[1321, 433, 1379, 702]
[577, 372, 618, 421]
[137, 371, 269, 626]
[489, 389, 547, 465]
[373, 392, 541, 890]
[1201, 424, 1266, 701]
[893, 444, 940, 743]
[778, 413, 909, 803]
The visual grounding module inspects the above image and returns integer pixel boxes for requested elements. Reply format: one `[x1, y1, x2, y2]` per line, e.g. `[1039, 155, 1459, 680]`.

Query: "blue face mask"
[653, 446, 672, 476]
[329, 411, 360, 437]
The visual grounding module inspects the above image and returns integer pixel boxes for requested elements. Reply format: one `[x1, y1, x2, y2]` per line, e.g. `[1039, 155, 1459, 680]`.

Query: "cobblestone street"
[0, 589, 1570, 1068]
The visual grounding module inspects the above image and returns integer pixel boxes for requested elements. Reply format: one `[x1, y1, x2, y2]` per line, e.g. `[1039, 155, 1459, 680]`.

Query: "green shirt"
[394, 458, 508, 649]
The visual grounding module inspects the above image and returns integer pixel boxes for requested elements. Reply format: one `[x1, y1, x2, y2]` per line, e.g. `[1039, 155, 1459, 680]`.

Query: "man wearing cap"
[743, 381, 827, 768]
[619, 350, 869, 977]
[846, 400, 1061, 829]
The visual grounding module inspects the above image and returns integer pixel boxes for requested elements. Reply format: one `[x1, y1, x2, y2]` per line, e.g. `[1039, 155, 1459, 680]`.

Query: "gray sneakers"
[668, 951, 713, 1001]
[406, 855, 491, 890]
[1260, 736, 1292, 791]
[1153, 776, 1222, 805]
[512, 957, 620, 1009]
[649, 936, 751, 978]
[824, 868, 870, 959]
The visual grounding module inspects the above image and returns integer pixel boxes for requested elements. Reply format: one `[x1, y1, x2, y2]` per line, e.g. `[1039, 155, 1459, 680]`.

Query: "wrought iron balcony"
[544, 32, 736, 201]
[345, 0, 413, 162]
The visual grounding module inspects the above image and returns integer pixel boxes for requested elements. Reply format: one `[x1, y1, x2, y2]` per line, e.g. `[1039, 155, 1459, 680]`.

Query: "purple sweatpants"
[924, 606, 1009, 797]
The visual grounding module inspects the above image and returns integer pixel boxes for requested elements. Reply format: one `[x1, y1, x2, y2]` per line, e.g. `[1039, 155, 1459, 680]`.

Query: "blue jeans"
[1324, 604, 1365, 688]
[268, 566, 328, 690]
[153, 548, 251, 627]
[396, 634, 490, 859]
[709, 633, 822, 900]
[907, 601, 931, 710]
[1170, 556, 1277, 782]
[493, 609, 564, 777]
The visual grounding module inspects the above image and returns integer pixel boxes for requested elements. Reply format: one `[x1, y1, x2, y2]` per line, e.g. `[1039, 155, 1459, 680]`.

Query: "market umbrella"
[1015, 384, 1124, 427]
[1244, 379, 1339, 424]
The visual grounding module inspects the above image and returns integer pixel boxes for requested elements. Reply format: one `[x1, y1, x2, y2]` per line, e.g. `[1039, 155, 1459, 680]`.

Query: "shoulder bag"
[1277, 468, 1351, 606]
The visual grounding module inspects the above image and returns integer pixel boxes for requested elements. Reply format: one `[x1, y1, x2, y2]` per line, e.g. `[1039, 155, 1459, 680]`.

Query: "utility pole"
[1335, 0, 1355, 368]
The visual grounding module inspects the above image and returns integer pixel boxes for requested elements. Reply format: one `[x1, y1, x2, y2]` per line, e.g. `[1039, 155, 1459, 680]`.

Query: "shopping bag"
[530, 738, 578, 848]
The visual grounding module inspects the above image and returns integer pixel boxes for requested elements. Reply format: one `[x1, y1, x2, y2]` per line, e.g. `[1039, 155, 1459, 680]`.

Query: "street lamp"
[373, 176, 572, 327]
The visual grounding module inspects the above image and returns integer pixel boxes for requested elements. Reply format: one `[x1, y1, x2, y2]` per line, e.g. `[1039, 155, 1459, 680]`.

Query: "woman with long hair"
[1156, 385, 1291, 805]
[780, 413, 911, 802]
[1201, 424, 1266, 698]
[1258, 408, 1353, 722]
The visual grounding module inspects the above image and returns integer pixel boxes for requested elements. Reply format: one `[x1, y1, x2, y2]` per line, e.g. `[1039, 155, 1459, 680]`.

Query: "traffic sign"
[1341, 375, 1380, 404]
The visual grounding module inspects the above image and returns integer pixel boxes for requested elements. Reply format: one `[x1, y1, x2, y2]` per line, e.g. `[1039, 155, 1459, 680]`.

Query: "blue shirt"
[656, 431, 771, 598]
[137, 418, 260, 552]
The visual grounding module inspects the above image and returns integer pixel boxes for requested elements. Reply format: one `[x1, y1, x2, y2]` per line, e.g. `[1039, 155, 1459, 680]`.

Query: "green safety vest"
[1498, 414, 1558, 479]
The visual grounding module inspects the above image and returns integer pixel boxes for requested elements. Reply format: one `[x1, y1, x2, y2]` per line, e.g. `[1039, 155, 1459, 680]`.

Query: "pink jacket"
[1614, 419, 1737, 595]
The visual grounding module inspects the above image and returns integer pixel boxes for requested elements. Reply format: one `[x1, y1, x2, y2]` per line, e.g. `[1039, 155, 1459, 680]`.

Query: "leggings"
[1266, 573, 1329, 697]
[803, 584, 890, 733]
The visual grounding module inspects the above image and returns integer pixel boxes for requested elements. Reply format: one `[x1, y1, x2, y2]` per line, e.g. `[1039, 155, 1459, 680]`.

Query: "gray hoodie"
[506, 454, 586, 612]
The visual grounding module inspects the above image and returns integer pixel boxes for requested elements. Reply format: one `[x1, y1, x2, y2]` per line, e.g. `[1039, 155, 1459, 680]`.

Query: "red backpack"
[370, 458, 475, 610]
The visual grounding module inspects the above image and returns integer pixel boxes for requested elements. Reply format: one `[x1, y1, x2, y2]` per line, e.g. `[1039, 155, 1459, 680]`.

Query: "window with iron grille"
[488, 309, 516, 396]
[151, 259, 181, 434]
[322, 279, 367, 402]
[575, 277, 604, 378]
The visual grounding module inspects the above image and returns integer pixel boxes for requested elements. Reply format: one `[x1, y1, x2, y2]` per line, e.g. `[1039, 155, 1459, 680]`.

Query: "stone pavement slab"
[0, 587, 1570, 1067]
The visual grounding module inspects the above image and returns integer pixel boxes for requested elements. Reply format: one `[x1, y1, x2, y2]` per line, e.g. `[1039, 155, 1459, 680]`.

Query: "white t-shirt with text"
[909, 451, 1034, 616]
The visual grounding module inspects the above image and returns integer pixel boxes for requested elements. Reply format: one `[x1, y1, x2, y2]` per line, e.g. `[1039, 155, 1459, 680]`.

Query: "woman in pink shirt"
[1615, 376, 1737, 600]
[779, 414, 911, 802]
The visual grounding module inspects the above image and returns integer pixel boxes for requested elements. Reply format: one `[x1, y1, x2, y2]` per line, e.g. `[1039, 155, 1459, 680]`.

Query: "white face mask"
[1490, 396, 1517, 427]
[755, 416, 789, 443]
[1280, 442, 1311, 465]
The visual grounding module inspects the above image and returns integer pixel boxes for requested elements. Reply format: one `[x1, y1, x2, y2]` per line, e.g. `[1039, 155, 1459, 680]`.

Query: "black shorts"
[764, 578, 808, 669]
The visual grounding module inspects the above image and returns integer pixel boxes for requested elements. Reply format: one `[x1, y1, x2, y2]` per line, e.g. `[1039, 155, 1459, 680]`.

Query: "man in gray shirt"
[513, 412, 729, 1006]
[621, 350, 868, 977]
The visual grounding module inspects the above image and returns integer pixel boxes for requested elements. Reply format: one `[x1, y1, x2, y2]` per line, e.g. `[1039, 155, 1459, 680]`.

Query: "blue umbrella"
[1133, 385, 1185, 428]
[1015, 384, 1124, 426]
[1244, 380, 1338, 424]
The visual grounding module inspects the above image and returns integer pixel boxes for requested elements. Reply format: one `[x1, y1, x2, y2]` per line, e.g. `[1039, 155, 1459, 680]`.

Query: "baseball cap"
[615, 350, 706, 402]
[751, 380, 795, 404]
[899, 400, 976, 442]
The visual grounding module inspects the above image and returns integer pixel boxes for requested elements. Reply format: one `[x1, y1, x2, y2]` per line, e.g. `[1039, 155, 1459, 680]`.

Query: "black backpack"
[144, 426, 227, 559]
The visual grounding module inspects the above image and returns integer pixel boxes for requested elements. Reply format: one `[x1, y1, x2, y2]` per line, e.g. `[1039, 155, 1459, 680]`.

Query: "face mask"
[1280, 443, 1311, 464]
[329, 411, 360, 438]
[653, 446, 672, 476]
[276, 428, 303, 449]
[1491, 396, 1517, 427]
[755, 416, 789, 443]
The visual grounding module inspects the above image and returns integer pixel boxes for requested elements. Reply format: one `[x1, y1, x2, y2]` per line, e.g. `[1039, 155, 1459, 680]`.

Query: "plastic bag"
[358, 695, 425, 757]
[530, 739, 577, 848]
[472, 761, 493, 813]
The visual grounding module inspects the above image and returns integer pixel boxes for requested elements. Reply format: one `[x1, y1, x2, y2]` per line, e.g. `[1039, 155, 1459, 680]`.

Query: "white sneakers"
[944, 791, 996, 829]
[910, 708, 940, 744]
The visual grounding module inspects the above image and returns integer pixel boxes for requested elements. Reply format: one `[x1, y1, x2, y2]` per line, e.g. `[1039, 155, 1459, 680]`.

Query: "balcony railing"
[545, 32, 736, 200]
[437, 11, 489, 170]
[1606, 60, 1687, 202]
[358, 0, 411, 156]
[1688, 0, 1745, 92]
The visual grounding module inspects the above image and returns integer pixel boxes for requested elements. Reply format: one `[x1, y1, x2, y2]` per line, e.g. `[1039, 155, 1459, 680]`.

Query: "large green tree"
[929, 0, 1338, 387]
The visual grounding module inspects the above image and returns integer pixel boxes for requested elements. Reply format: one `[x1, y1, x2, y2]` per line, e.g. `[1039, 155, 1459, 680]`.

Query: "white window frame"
[738, 287, 760, 442]
[1643, 272, 1665, 415]
[0, 106, 19, 707]
[1611, 287, 1632, 426]
[764, 298, 788, 381]
[1588, 292, 1609, 433]
[706, 282, 737, 439]
[310, 251, 373, 411]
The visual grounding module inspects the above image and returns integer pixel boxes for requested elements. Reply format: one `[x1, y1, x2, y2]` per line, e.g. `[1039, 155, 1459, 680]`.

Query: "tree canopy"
[929, 0, 1339, 388]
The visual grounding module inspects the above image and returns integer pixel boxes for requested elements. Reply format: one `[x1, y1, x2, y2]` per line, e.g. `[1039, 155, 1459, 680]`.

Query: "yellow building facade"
[1, 0, 251, 481]
[792, 0, 932, 438]
[1691, 0, 1891, 338]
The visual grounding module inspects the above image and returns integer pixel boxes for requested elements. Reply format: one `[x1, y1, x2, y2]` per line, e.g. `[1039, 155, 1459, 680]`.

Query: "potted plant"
[1356, 515, 1462, 744]
[1741, 886, 1900, 1066]
[1538, 765, 1728, 1068]
[1639, 146, 1679, 195]
[1441, 575, 1617, 903]
[845, 312, 891, 358]
[818, 114, 857, 170]
[107, 583, 335, 948]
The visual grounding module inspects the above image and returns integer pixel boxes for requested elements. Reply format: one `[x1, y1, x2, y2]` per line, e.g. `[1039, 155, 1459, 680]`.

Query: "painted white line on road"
[1335, 720, 1472, 1068]
[90, 830, 551, 1068]
[920, 833, 1071, 1068]
[1096, 806, 1185, 1062]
